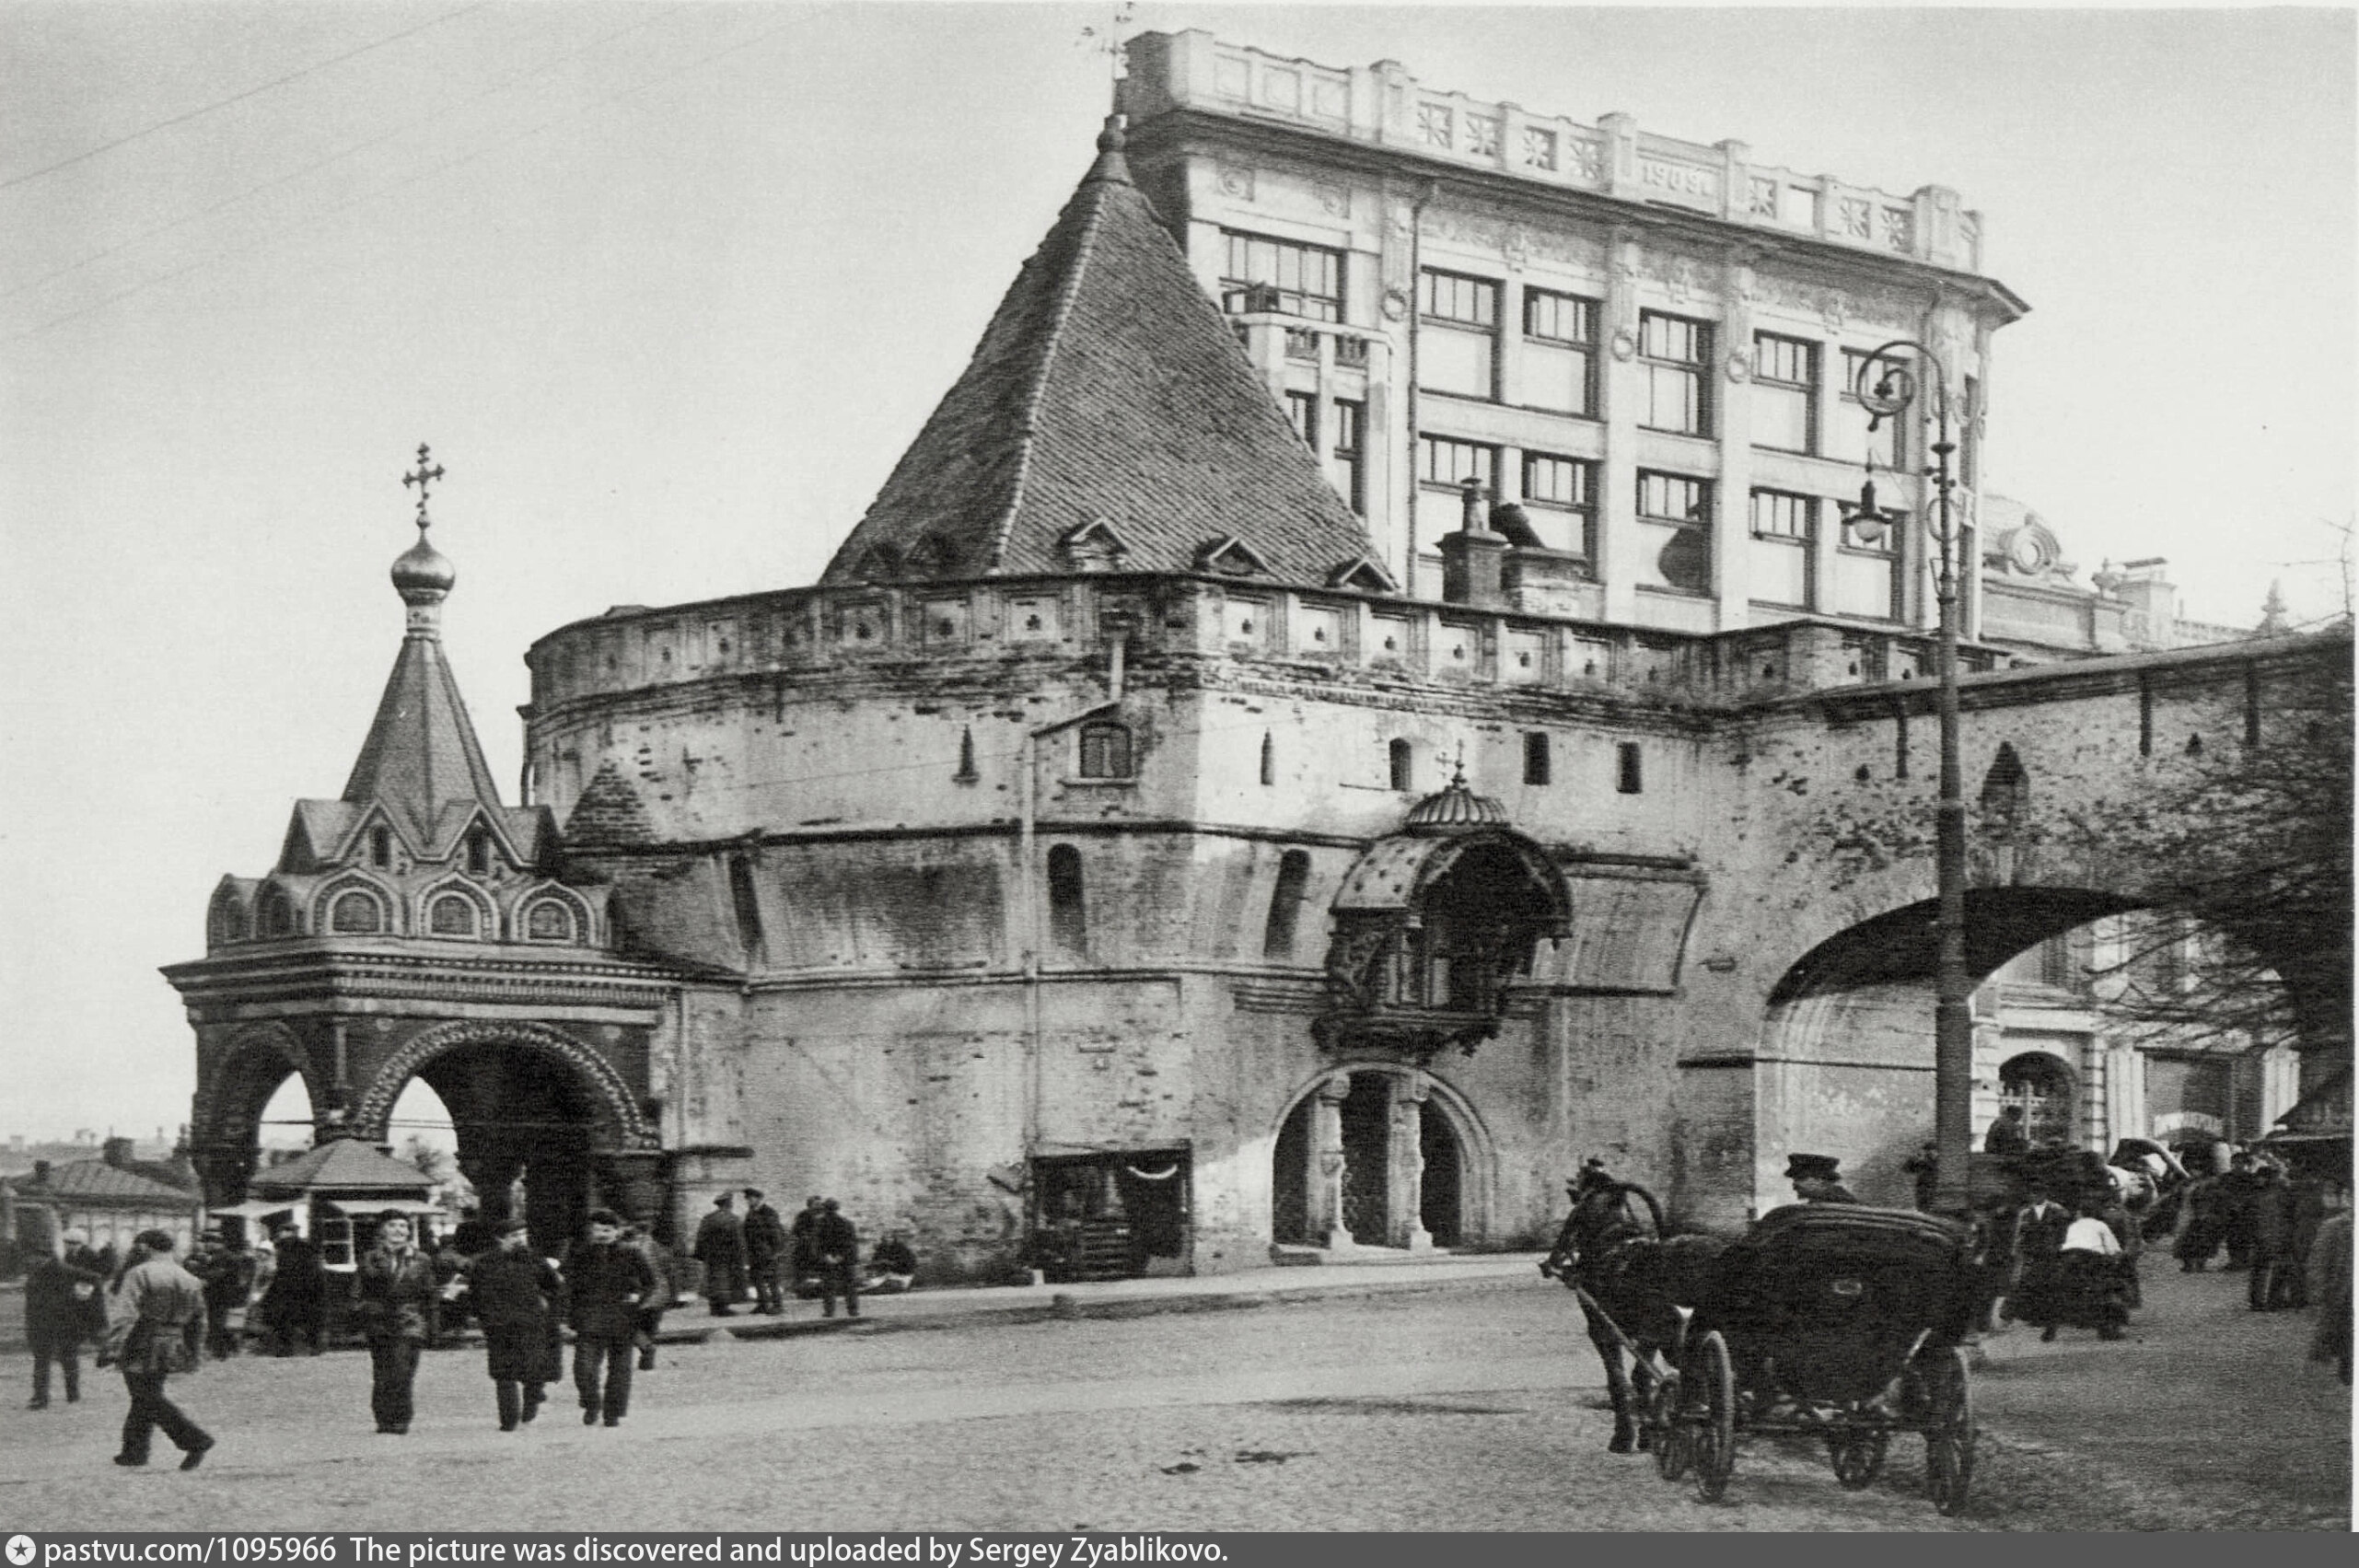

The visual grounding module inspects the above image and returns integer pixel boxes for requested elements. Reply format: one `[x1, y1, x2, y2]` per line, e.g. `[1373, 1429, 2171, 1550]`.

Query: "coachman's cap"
[1785, 1153, 1842, 1180]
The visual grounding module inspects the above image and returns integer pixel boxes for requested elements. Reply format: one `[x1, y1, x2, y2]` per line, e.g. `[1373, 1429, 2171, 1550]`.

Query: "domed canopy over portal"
[1319, 775, 1572, 1059]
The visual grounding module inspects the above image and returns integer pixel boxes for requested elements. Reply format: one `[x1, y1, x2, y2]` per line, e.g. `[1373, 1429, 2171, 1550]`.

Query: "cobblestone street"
[1, 1259, 2343, 1532]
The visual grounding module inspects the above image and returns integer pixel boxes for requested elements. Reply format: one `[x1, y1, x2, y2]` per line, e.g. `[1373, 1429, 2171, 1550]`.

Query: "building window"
[1521, 452, 1597, 559]
[1260, 731, 1275, 787]
[1752, 332, 1818, 454]
[1262, 849, 1312, 959]
[1521, 288, 1597, 416]
[1047, 844, 1087, 958]
[428, 894, 477, 937]
[1221, 229, 1343, 322]
[1284, 391, 1318, 452]
[257, 887, 296, 938]
[1329, 399, 1365, 515]
[1418, 269, 1499, 400]
[207, 890, 248, 947]
[1640, 310, 1712, 436]
[369, 826, 391, 869]
[1523, 732, 1551, 786]
[727, 855, 765, 964]
[1389, 738, 1414, 792]
[1749, 489, 1815, 609]
[1839, 348, 1904, 470]
[525, 900, 574, 943]
[1636, 470, 1713, 595]
[1077, 722, 1133, 780]
[1420, 436, 1495, 493]
[1617, 742, 1644, 795]
[329, 890, 384, 935]
[466, 829, 492, 876]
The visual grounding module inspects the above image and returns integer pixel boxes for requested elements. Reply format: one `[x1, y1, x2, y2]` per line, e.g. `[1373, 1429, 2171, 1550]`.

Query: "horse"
[1540, 1158, 1730, 1454]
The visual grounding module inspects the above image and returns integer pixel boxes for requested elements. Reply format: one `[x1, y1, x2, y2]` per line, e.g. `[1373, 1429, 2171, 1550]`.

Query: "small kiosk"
[224, 1141, 447, 1336]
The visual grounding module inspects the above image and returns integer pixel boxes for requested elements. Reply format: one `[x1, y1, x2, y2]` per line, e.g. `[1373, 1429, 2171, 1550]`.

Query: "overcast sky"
[3, 3, 2350, 1143]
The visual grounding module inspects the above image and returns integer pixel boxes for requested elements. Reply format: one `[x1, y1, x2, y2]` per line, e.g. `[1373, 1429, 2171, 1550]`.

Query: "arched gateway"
[167, 492, 680, 1254]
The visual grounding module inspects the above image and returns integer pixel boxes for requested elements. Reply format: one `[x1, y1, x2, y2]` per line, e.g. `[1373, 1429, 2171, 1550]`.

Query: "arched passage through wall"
[1269, 1066, 1490, 1250]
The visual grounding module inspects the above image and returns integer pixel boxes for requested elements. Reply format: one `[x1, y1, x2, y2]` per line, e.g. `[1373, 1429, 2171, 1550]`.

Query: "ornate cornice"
[161, 942, 681, 1016]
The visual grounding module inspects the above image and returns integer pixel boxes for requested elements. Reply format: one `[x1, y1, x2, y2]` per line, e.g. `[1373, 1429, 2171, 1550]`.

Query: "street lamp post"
[1840, 340, 1974, 1217]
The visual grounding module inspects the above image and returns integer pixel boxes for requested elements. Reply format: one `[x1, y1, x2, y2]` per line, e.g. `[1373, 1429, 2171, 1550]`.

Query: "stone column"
[1315, 1074, 1355, 1252]
[1392, 1074, 1435, 1252]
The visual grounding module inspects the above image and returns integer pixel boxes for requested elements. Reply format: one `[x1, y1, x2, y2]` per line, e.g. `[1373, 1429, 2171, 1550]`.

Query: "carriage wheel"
[1828, 1429, 1888, 1489]
[1690, 1330, 1737, 1503]
[1922, 1346, 1977, 1516]
[1649, 1369, 1690, 1481]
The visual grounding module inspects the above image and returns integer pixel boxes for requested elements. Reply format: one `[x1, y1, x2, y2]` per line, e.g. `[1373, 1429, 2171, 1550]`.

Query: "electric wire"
[3, 8, 675, 303]
[8, 11, 801, 343]
[0, 4, 491, 193]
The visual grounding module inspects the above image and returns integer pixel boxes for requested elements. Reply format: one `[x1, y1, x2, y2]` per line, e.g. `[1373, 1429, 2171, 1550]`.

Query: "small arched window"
[329, 890, 384, 934]
[525, 900, 575, 943]
[257, 887, 296, 938]
[1262, 850, 1312, 959]
[1047, 844, 1087, 958]
[1980, 743, 2028, 833]
[208, 890, 248, 947]
[1077, 722, 1133, 780]
[1389, 738, 1413, 792]
[429, 894, 479, 937]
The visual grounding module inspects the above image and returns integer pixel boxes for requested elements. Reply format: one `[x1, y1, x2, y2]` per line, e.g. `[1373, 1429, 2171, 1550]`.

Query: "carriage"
[1645, 1203, 1981, 1514]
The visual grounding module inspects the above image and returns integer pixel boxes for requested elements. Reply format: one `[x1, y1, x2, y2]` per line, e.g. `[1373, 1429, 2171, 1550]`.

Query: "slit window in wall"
[2138, 676, 2154, 757]
[1523, 732, 1551, 786]
[1389, 738, 1414, 792]
[1263, 850, 1312, 959]
[466, 829, 492, 876]
[1077, 721, 1133, 780]
[955, 726, 978, 784]
[727, 855, 766, 964]
[1260, 731, 1275, 787]
[1616, 742, 1643, 795]
[1047, 844, 1087, 958]
[370, 826, 392, 869]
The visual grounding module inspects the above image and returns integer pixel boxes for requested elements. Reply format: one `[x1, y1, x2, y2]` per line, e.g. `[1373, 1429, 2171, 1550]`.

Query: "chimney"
[1437, 477, 1507, 608]
[102, 1135, 134, 1169]
[31, 1159, 52, 1187]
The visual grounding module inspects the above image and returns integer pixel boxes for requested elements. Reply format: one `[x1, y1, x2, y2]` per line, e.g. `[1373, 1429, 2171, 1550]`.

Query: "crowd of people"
[18, 1192, 922, 1469]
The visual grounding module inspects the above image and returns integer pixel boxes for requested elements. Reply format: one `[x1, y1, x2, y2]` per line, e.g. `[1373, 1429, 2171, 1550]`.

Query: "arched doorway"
[349, 1022, 659, 1255]
[1998, 1051, 2077, 1148]
[1270, 1067, 1477, 1250]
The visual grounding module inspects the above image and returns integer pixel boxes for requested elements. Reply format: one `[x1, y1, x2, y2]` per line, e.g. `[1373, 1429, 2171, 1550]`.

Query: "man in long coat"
[813, 1199, 861, 1319]
[462, 1217, 561, 1431]
[25, 1229, 107, 1409]
[565, 1209, 655, 1427]
[258, 1225, 327, 1354]
[2012, 1179, 2074, 1339]
[742, 1190, 788, 1315]
[691, 1193, 746, 1317]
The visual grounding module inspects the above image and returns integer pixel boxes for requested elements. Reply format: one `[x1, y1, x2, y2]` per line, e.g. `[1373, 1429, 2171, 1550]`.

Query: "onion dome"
[391, 528, 456, 599]
[1404, 765, 1510, 831]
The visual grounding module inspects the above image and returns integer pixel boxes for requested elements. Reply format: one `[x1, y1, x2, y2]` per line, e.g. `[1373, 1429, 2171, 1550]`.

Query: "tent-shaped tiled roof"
[340, 628, 507, 848]
[249, 1140, 436, 1198]
[819, 120, 1374, 587]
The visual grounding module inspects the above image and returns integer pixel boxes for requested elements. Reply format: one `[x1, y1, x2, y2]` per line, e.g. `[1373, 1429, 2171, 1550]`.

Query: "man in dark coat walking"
[691, 1193, 746, 1317]
[742, 1190, 788, 1315]
[462, 1217, 561, 1431]
[26, 1229, 107, 1409]
[813, 1198, 861, 1319]
[259, 1225, 327, 1354]
[565, 1209, 655, 1427]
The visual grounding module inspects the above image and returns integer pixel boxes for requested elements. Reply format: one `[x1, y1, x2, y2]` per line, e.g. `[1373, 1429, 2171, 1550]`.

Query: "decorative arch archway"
[348, 1020, 653, 1149]
[1269, 1063, 1493, 1251]
[189, 1021, 317, 1203]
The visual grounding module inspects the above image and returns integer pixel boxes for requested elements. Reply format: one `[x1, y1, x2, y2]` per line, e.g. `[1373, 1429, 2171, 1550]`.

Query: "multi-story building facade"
[171, 41, 2335, 1281]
